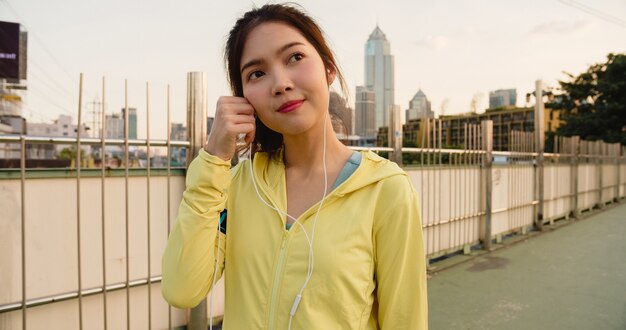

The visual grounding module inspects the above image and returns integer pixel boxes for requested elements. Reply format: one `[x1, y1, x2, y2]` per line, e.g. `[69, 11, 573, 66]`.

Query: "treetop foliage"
[554, 53, 626, 145]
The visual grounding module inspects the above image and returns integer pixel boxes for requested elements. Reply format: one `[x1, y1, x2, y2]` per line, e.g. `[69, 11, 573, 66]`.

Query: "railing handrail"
[2, 134, 621, 158]
[0, 276, 163, 314]
[0, 134, 190, 147]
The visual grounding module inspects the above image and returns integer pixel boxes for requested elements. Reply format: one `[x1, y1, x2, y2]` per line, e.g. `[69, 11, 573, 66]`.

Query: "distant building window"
[63, 132, 68, 136]
[63, 124, 68, 128]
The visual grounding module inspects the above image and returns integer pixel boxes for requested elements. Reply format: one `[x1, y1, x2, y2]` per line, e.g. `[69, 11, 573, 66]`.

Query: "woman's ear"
[326, 67, 336, 86]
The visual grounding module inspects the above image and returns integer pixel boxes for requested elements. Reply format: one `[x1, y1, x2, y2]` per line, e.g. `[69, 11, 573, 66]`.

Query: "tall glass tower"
[364, 25, 394, 130]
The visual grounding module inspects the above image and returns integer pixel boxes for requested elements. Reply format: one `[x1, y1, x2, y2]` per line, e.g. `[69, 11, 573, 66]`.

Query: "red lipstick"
[277, 100, 304, 113]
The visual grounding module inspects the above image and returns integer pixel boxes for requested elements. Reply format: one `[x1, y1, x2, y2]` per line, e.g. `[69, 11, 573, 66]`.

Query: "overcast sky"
[1, 0, 625, 139]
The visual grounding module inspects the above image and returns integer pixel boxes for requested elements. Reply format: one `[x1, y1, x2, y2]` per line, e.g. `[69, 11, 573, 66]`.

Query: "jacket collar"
[250, 149, 406, 201]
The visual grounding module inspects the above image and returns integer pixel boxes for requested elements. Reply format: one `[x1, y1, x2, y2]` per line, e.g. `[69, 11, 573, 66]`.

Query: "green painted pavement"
[428, 203, 626, 330]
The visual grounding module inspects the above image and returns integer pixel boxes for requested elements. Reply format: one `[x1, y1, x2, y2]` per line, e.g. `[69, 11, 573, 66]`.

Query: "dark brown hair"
[225, 3, 348, 158]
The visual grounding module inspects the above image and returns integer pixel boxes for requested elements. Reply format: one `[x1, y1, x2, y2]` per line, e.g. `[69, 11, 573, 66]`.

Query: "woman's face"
[240, 22, 335, 137]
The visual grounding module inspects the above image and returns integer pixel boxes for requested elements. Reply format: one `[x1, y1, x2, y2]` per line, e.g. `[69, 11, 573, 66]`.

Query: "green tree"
[57, 146, 87, 161]
[553, 53, 626, 145]
[57, 147, 77, 160]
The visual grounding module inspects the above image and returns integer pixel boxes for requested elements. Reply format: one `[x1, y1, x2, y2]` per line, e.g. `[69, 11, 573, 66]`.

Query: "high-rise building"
[354, 86, 376, 138]
[105, 113, 123, 139]
[170, 123, 186, 141]
[489, 89, 517, 109]
[364, 25, 394, 130]
[105, 108, 137, 139]
[405, 89, 434, 121]
[123, 108, 137, 139]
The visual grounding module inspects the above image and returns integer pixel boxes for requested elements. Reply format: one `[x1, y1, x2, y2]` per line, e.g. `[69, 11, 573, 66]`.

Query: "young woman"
[162, 4, 427, 329]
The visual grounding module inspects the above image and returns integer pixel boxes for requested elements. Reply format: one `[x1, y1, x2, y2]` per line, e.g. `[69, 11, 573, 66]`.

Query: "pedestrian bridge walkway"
[428, 203, 626, 330]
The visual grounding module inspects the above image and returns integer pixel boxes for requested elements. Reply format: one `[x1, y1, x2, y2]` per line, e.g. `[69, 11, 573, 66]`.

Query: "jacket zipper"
[268, 231, 288, 329]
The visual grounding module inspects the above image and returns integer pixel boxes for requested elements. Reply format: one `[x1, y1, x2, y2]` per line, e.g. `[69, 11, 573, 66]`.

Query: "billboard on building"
[0, 21, 21, 80]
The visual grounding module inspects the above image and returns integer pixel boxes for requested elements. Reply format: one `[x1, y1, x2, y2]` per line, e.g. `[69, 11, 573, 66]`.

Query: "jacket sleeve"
[161, 149, 229, 308]
[373, 174, 428, 329]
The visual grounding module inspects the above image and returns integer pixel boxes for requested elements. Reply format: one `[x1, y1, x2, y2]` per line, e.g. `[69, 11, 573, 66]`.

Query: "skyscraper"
[123, 107, 137, 139]
[364, 25, 395, 130]
[406, 89, 434, 121]
[354, 86, 376, 138]
[106, 108, 137, 139]
[489, 89, 517, 109]
[170, 123, 186, 141]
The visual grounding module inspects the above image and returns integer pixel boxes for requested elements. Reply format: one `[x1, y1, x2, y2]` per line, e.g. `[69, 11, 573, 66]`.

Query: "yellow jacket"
[162, 149, 428, 329]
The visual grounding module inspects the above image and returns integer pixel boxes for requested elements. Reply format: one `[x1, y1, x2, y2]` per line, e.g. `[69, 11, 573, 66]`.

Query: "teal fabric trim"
[332, 151, 362, 190]
[286, 151, 362, 230]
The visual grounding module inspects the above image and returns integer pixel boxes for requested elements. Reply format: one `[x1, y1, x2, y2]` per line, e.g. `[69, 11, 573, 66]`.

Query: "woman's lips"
[277, 100, 304, 113]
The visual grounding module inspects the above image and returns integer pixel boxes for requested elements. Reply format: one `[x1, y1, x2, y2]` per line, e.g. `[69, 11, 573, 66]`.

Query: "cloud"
[529, 19, 589, 35]
[414, 35, 449, 50]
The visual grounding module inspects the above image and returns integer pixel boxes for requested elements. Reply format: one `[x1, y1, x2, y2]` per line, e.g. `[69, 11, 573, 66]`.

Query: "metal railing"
[398, 120, 624, 261]
[1, 75, 624, 329]
[0, 74, 190, 330]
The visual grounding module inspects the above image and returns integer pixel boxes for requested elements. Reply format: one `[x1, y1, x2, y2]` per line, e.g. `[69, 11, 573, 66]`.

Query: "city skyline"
[0, 0, 624, 139]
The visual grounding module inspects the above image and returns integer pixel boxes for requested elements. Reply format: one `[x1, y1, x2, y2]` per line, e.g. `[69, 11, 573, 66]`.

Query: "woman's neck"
[282, 118, 351, 175]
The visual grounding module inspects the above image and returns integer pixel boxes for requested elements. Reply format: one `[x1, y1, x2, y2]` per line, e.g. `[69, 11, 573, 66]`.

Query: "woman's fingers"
[229, 113, 256, 125]
[217, 97, 255, 115]
[205, 96, 256, 160]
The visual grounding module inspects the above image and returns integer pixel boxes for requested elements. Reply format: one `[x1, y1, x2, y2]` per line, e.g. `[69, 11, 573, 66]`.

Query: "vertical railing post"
[571, 136, 580, 219]
[123, 80, 131, 330]
[100, 76, 108, 330]
[20, 136, 27, 330]
[76, 73, 84, 330]
[481, 120, 493, 251]
[615, 144, 621, 203]
[534, 80, 545, 230]
[166, 84, 173, 330]
[619, 147, 626, 200]
[186, 72, 208, 330]
[186, 72, 208, 165]
[597, 141, 603, 208]
[390, 105, 403, 165]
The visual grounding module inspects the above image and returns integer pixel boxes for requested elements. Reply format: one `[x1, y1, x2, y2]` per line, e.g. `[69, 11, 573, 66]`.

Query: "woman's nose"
[271, 69, 293, 95]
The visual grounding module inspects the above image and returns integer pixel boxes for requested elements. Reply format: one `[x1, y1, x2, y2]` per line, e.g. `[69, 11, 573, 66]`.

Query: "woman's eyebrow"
[240, 41, 305, 74]
[241, 59, 262, 75]
[276, 41, 304, 55]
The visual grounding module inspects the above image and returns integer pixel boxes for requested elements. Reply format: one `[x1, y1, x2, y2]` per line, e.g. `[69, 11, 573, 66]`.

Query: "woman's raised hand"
[204, 96, 256, 161]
